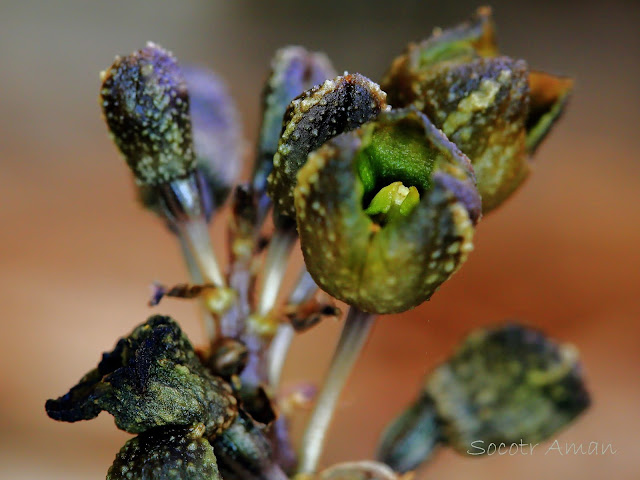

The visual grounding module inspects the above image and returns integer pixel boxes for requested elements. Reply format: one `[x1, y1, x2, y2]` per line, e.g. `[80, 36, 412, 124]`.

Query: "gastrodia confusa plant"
[47, 9, 587, 480]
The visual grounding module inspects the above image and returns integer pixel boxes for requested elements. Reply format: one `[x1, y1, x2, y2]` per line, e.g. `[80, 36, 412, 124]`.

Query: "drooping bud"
[254, 46, 336, 201]
[100, 42, 195, 185]
[377, 323, 590, 472]
[267, 73, 388, 217]
[295, 108, 478, 314]
[426, 323, 590, 454]
[45, 316, 237, 436]
[107, 424, 222, 480]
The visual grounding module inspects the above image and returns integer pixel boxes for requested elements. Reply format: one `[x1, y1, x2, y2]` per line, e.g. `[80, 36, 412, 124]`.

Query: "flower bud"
[382, 8, 573, 212]
[207, 337, 249, 379]
[267, 73, 388, 217]
[100, 42, 195, 186]
[136, 66, 243, 224]
[45, 316, 237, 436]
[295, 108, 479, 314]
[183, 66, 244, 207]
[377, 323, 590, 471]
[254, 46, 336, 202]
[107, 424, 222, 480]
[426, 323, 590, 454]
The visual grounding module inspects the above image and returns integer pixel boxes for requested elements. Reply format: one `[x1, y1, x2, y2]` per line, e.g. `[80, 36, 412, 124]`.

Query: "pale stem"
[177, 232, 218, 342]
[255, 228, 297, 316]
[267, 268, 318, 388]
[297, 307, 376, 474]
[220, 262, 251, 338]
[267, 324, 295, 388]
[178, 217, 226, 288]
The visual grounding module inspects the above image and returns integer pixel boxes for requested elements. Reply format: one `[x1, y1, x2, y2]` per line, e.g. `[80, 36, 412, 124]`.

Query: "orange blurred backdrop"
[1, 1, 638, 479]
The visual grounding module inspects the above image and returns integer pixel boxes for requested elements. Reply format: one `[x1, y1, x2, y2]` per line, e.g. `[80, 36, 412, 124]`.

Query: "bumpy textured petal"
[45, 316, 237, 436]
[525, 71, 574, 154]
[267, 73, 388, 217]
[101, 43, 195, 185]
[383, 10, 573, 212]
[107, 424, 221, 480]
[253, 46, 336, 198]
[425, 58, 529, 211]
[388, 55, 530, 212]
[295, 109, 477, 314]
[382, 6, 497, 107]
[426, 323, 590, 454]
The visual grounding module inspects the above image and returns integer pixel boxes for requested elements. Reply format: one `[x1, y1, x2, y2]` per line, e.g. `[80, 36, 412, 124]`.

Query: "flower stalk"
[177, 231, 219, 341]
[255, 222, 298, 317]
[268, 268, 318, 388]
[297, 306, 376, 474]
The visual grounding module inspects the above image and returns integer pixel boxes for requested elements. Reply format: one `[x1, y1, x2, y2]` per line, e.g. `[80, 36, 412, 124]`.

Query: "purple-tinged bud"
[100, 42, 195, 186]
[254, 46, 336, 200]
[183, 66, 244, 207]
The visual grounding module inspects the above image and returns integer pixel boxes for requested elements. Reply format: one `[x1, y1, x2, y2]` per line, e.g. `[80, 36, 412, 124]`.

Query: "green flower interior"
[355, 119, 436, 225]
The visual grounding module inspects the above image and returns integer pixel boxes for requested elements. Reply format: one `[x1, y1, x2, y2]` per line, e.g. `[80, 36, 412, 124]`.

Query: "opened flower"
[295, 107, 480, 313]
[268, 74, 480, 314]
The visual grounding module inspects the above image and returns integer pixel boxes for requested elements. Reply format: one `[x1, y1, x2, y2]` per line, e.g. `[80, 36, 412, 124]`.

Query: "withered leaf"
[46, 315, 237, 436]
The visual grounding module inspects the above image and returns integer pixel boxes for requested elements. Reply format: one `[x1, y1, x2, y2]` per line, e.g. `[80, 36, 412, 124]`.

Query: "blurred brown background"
[1, 0, 638, 478]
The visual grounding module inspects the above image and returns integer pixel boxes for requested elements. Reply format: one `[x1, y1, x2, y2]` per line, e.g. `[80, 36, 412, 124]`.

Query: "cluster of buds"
[46, 8, 587, 480]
